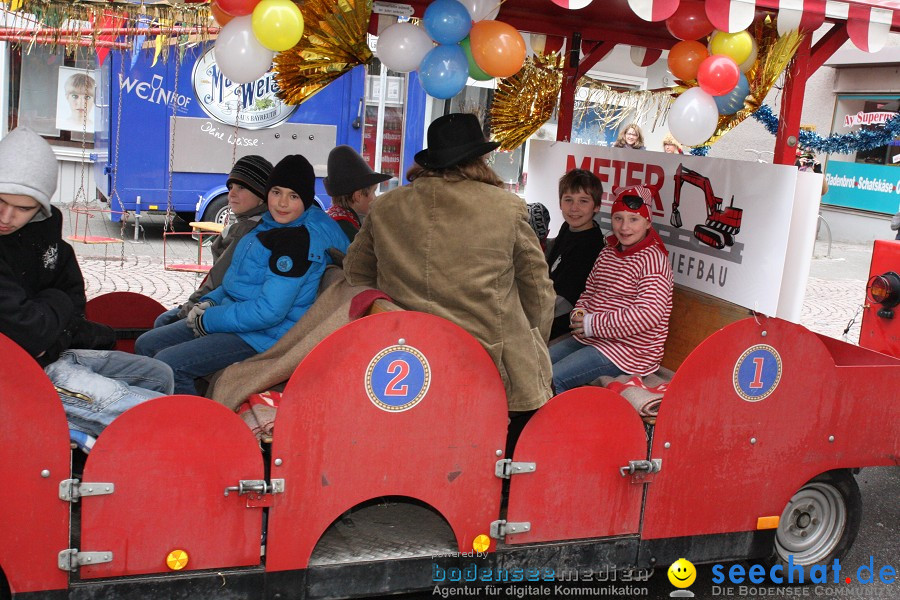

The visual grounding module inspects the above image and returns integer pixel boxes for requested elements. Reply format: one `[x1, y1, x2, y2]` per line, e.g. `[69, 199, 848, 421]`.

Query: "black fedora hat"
[414, 113, 500, 170]
[324, 145, 392, 196]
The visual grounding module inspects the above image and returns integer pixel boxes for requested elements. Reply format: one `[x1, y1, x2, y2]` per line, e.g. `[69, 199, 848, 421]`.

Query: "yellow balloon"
[709, 30, 753, 65]
[251, 0, 304, 52]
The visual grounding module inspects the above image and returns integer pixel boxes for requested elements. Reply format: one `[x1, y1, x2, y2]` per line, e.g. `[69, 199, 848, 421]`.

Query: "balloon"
[251, 0, 304, 51]
[709, 30, 754, 64]
[423, 0, 472, 45]
[469, 20, 526, 78]
[665, 0, 713, 41]
[667, 40, 708, 81]
[460, 0, 500, 21]
[375, 22, 434, 73]
[460, 37, 492, 80]
[214, 16, 275, 84]
[697, 54, 740, 96]
[418, 44, 469, 99]
[669, 87, 719, 147]
[738, 36, 758, 72]
[530, 33, 565, 56]
[714, 72, 749, 115]
[210, 3, 234, 26]
[215, 0, 260, 17]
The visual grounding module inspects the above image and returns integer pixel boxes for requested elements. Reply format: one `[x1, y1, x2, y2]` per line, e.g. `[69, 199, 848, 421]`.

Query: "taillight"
[867, 271, 900, 308]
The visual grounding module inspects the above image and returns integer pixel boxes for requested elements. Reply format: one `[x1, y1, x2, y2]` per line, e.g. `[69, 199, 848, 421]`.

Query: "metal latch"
[58, 549, 112, 572]
[59, 479, 114, 502]
[490, 519, 531, 539]
[495, 459, 536, 479]
[619, 459, 662, 483]
[224, 479, 284, 507]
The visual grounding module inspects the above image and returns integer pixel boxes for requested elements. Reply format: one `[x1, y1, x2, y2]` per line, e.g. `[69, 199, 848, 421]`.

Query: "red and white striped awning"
[704, 0, 758, 32]
[630, 45, 663, 65]
[846, 2, 895, 51]
[776, 0, 827, 34]
[550, 0, 594, 9]
[626, 0, 681, 21]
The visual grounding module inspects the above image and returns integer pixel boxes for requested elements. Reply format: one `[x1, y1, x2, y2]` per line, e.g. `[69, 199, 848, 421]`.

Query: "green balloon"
[460, 37, 493, 82]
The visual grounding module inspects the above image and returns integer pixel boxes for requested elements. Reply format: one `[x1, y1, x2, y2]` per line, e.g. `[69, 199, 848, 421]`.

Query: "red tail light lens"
[867, 272, 900, 308]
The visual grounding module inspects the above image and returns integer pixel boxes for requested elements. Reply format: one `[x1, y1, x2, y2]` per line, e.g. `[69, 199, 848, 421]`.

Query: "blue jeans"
[154, 307, 182, 328]
[135, 319, 256, 395]
[550, 336, 624, 394]
[45, 349, 174, 438]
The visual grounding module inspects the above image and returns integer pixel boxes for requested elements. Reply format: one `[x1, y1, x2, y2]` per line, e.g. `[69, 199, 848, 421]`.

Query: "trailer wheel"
[0, 567, 9, 600]
[773, 470, 862, 568]
[202, 195, 230, 225]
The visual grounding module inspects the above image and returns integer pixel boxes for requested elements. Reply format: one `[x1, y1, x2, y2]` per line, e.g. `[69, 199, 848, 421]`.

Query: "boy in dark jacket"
[0, 128, 174, 438]
[546, 169, 605, 339]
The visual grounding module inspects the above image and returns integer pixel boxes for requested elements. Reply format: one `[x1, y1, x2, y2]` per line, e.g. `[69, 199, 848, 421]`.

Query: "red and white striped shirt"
[575, 231, 673, 376]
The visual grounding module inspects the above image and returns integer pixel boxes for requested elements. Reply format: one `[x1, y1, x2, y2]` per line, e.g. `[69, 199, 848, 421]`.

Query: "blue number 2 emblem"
[365, 346, 431, 412]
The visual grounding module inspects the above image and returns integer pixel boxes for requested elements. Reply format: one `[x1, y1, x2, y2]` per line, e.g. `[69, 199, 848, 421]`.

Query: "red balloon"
[667, 40, 708, 82]
[665, 0, 714, 41]
[697, 54, 740, 96]
[215, 0, 261, 17]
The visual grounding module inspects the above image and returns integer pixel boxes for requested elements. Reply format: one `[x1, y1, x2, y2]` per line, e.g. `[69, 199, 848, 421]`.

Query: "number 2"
[384, 360, 409, 396]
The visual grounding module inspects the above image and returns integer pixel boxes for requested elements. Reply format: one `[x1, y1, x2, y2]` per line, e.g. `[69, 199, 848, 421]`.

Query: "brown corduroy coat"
[343, 177, 555, 412]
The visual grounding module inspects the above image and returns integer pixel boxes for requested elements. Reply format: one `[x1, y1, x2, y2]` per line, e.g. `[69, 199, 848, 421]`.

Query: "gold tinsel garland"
[274, 0, 373, 105]
[490, 51, 564, 151]
[574, 80, 674, 135]
[2, 1, 212, 57]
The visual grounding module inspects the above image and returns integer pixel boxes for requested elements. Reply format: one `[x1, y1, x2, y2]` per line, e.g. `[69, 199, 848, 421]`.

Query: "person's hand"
[570, 309, 585, 339]
[185, 301, 211, 336]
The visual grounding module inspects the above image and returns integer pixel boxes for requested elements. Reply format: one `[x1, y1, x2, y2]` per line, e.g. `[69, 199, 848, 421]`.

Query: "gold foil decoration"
[274, 0, 373, 105]
[490, 52, 564, 151]
[574, 80, 674, 135]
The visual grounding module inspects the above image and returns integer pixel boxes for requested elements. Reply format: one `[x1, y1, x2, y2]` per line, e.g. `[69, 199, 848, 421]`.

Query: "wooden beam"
[809, 22, 850, 73]
[773, 35, 812, 165]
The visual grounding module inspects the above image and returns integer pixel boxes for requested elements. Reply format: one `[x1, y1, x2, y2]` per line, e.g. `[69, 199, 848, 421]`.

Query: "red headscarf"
[611, 184, 654, 222]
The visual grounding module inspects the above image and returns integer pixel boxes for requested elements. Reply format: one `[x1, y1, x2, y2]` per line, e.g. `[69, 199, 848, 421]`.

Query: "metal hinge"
[224, 478, 285, 507]
[619, 459, 662, 483]
[59, 479, 114, 502]
[490, 519, 531, 539]
[494, 459, 536, 479]
[58, 549, 113, 572]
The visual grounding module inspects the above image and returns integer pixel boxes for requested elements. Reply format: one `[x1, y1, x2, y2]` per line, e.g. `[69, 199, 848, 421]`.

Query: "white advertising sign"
[525, 140, 810, 318]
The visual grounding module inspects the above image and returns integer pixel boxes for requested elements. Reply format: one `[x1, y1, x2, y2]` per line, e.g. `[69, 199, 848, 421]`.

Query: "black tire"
[771, 470, 862, 569]
[202, 195, 230, 226]
[0, 566, 10, 600]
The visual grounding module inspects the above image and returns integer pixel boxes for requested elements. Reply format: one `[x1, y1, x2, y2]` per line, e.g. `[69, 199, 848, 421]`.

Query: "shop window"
[362, 56, 408, 192]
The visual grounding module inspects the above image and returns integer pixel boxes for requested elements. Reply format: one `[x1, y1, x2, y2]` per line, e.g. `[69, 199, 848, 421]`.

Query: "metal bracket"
[618, 459, 662, 483]
[58, 549, 113, 572]
[59, 479, 114, 502]
[490, 519, 531, 539]
[494, 459, 536, 479]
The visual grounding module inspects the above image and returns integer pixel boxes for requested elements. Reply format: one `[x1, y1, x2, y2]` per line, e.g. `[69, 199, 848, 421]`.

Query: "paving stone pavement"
[67, 206, 875, 345]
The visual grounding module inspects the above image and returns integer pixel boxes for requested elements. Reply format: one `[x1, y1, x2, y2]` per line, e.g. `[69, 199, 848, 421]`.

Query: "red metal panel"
[85, 292, 167, 353]
[0, 335, 70, 594]
[642, 317, 900, 540]
[504, 387, 647, 544]
[266, 311, 508, 572]
[859, 239, 900, 359]
[79, 396, 264, 578]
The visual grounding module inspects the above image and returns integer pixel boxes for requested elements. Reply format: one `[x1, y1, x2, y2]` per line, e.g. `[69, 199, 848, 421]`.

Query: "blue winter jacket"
[200, 207, 349, 352]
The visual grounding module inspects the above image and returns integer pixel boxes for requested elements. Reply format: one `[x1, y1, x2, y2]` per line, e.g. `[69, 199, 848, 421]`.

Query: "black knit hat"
[414, 113, 499, 170]
[266, 154, 317, 209]
[227, 155, 273, 201]
[324, 145, 391, 196]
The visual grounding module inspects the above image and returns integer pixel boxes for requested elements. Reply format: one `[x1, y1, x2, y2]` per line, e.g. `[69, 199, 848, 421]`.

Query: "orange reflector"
[868, 275, 891, 304]
[757, 516, 780, 530]
[472, 534, 491, 553]
[166, 549, 189, 570]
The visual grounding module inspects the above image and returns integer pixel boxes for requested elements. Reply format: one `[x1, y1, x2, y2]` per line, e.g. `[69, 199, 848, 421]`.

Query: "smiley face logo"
[667, 558, 696, 588]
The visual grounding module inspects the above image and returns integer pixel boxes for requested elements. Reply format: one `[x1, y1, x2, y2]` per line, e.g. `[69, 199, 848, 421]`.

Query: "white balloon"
[376, 22, 434, 73]
[214, 16, 275, 84]
[669, 87, 719, 147]
[459, 0, 500, 22]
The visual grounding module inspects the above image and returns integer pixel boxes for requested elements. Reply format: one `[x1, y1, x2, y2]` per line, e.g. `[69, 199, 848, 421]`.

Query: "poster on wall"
[525, 140, 817, 319]
[56, 66, 99, 133]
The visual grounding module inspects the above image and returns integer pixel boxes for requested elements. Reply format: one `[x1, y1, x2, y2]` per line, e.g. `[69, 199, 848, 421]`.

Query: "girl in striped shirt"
[550, 184, 673, 393]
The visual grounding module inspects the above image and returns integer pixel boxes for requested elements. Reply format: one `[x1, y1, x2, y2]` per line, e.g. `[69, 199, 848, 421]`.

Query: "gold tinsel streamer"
[490, 52, 564, 151]
[274, 0, 373, 105]
[574, 80, 675, 135]
[2, 1, 212, 58]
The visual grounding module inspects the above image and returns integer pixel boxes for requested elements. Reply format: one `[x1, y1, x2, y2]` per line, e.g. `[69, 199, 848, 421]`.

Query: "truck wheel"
[202, 195, 230, 225]
[773, 470, 862, 568]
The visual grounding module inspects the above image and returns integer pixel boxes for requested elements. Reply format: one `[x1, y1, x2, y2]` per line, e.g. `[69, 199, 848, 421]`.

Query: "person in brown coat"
[343, 113, 555, 414]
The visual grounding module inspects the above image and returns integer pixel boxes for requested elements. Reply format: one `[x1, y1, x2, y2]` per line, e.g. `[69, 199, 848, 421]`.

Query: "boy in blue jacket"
[135, 154, 349, 395]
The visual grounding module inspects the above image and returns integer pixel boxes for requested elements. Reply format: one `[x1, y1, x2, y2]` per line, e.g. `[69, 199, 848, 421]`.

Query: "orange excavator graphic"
[670, 164, 743, 250]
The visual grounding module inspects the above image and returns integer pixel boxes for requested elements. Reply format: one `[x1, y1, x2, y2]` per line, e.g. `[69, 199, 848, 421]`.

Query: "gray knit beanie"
[0, 128, 58, 221]
[227, 154, 273, 201]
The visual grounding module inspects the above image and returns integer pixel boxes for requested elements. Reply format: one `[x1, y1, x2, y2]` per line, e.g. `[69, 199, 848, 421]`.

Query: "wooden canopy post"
[556, 36, 617, 142]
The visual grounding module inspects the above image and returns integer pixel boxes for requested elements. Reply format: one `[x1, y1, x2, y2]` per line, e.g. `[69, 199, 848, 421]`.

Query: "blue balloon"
[418, 44, 469, 99]
[714, 72, 750, 115]
[423, 0, 472, 45]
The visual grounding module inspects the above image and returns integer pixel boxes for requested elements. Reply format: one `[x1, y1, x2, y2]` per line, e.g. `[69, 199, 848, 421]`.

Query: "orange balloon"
[210, 2, 234, 26]
[667, 39, 708, 82]
[469, 20, 526, 78]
